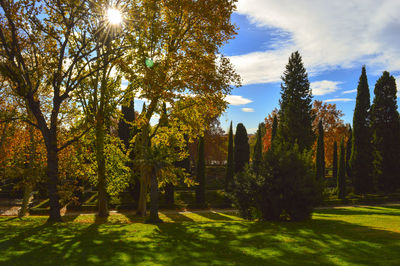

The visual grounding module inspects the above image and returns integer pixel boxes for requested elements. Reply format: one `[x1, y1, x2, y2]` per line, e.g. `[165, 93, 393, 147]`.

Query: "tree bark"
[147, 168, 162, 223]
[136, 175, 147, 216]
[165, 183, 174, 207]
[46, 136, 62, 222]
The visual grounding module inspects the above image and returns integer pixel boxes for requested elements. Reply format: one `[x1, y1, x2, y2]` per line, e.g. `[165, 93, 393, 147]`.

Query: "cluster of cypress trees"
[350, 67, 400, 194]
[317, 66, 400, 198]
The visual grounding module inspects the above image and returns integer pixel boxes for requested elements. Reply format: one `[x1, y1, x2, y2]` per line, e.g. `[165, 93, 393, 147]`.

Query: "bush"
[229, 142, 322, 221]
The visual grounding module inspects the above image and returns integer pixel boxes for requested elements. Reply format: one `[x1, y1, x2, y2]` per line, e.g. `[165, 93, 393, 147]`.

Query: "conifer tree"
[252, 123, 264, 175]
[234, 123, 250, 173]
[118, 100, 135, 151]
[345, 127, 352, 180]
[196, 136, 206, 206]
[370, 71, 400, 192]
[350, 66, 374, 194]
[278, 51, 314, 151]
[225, 121, 234, 191]
[117, 100, 140, 203]
[316, 120, 325, 180]
[333, 141, 338, 180]
[337, 138, 346, 199]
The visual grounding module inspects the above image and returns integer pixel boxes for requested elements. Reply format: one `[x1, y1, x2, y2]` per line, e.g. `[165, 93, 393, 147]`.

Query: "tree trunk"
[18, 184, 32, 217]
[136, 174, 147, 216]
[165, 183, 174, 207]
[47, 138, 62, 222]
[147, 168, 162, 223]
[96, 117, 109, 217]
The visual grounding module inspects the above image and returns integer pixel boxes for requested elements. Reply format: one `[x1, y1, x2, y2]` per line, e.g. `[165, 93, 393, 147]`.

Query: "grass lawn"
[1, 206, 400, 265]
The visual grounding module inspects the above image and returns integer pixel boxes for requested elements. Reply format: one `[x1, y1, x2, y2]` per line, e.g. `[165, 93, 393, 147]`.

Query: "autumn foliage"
[263, 101, 348, 167]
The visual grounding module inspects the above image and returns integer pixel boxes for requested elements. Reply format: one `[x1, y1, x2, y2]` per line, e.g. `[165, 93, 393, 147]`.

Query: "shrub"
[229, 142, 322, 221]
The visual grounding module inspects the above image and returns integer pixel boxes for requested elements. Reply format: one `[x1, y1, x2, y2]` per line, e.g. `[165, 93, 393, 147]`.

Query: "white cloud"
[241, 107, 255, 112]
[342, 89, 357, 94]
[225, 95, 253, 106]
[232, 0, 400, 85]
[310, 80, 342, 96]
[325, 98, 355, 102]
[247, 128, 257, 134]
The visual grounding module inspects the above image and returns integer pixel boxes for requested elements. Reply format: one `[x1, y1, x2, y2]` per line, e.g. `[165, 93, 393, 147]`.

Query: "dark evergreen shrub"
[229, 142, 322, 221]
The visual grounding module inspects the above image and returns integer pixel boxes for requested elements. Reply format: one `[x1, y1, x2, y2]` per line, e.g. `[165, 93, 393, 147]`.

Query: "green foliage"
[230, 142, 321, 221]
[333, 141, 338, 181]
[278, 51, 314, 151]
[350, 66, 374, 194]
[229, 167, 261, 219]
[225, 121, 234, 191]
[271, 114, 278, 142]
[196, 136, 206, 206]
[252, 123, 264, 175]
[345, 126, 352, 179]
[371, 71, 400, 192]
[337, 138, 346, 199]
[233, 123, 249, 173]
[78, 133, 130, 197]
[316, 120, 325, 180]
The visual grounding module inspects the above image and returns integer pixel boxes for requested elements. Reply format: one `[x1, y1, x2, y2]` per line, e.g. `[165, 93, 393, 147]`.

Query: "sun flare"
[107, 8, 122, 25]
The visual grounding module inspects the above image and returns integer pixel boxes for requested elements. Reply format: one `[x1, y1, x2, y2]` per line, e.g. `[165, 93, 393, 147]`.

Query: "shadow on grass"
[161, 212, 194, 222]
[194, 211, 234, 221]
[1, 211, 400, 265]
[314, 206, 400, 216]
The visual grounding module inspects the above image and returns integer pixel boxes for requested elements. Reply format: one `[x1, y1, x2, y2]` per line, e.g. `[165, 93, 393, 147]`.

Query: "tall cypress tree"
[225, 121, 234, 191]
[196, 136, 206, 207]
[350, 66, 374, 194]
[278, 51, 314, 151]
[333, 141, 338, 181]
[337, 138, 346, 199]
[118, 100, 135, 151]
[345, 126, 352, 181]
[370, 71, 400, 192]
[252, 122, 264, 175]
[316, 120, 325, 180]
[117, 100, 140, 203]
[234, 123, 250, 173]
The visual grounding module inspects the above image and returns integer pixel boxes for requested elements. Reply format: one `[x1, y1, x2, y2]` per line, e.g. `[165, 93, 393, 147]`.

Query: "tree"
[271, 115, 278, 142]
[333, 141, 338, 181]
[262, 108, 279, 152]
[312, 100, 347, 167]
[252, 123, 264, 175]
[118, 100, 140, 204]
[345, 126, 352, 180]
[370, 71, 400, 192]
[350, 66, 374, 194]
[120, 0, 240, 217]
[315, 120, 325, 180]
[196, 136, 206, 207]
[0, 1, 111, 221]
[337, 138, 346, 199]
[234, 123, 250, 173]
[278, 51, 314, 151]
[225, 121, 234, 191]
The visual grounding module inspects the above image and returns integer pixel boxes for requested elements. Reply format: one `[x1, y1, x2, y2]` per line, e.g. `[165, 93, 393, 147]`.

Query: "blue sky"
[220, 0, 400, 134]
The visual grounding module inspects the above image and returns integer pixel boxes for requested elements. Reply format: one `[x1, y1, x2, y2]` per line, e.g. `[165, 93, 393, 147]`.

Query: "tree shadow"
[1, 213, 400, 265]
[194, 211, 234, 221]
[161, 212, 194, 222]
[315, 206, 400, 216]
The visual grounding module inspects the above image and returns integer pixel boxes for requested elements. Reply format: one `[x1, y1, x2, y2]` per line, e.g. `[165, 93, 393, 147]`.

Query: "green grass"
[1, 206, 400, 265]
